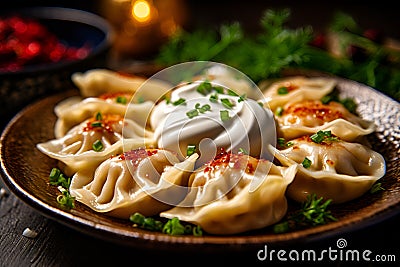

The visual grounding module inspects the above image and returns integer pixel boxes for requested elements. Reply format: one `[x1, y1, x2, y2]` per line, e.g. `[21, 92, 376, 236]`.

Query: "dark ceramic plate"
[1, 75, 399, 252]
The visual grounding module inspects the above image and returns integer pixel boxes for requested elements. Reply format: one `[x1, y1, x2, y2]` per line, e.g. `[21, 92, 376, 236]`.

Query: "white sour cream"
[150, 81, 276, 166]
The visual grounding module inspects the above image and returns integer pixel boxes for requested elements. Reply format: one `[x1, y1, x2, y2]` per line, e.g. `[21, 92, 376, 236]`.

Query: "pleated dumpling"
[275, 100, 375, 141]
[54, 93, 153, 138]
[70, 148, 198, 219]
[37, 112, 155, 175]
[270, 133, 386, 204]
[261, 76, 336, 110]
[71, 68, 172, 101]
[160, 149, 297, 235]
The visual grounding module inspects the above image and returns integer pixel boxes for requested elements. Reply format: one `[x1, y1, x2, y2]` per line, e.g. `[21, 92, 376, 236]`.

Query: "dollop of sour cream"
[150, 81, 276, 166]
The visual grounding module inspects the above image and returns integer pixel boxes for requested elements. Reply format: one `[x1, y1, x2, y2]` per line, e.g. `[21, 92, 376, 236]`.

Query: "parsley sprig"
[273, 193, 337, 233]
[49, 168, 75, 209]
[129, 212, 203, 236]
[156, 9, 400, 101]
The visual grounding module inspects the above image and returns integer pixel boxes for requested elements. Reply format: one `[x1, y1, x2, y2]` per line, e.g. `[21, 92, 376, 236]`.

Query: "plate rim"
[1, 75, 399, 251]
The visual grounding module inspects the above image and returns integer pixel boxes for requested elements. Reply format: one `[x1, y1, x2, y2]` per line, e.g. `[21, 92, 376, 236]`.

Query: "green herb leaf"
[310, 130, 332, 144]
[302, 157, 312, 168]
[273, 193, 337, 233]
[186, 145, 196, 157]
[92, 140, 104, 152]
[220, 110, 231, 121]
[209, 93, 218, 103]
[172, 98, 186, 106]
[116, 96, 127, 104]
[56, 188, 75, 209]
[129, 212, 203, 236]
[95, 112, 102, 121]
[275, 106, 284, 116]
[370, 182, 385, 194]
[186, 109, 199, 119]
[238, 148, 248, 155]
[197, 81, 213, 95]
[220, 98, 234, 109]
[277, 86, 289, 95]
[91, 121, 102, 128]
[49, 168, 71, 189]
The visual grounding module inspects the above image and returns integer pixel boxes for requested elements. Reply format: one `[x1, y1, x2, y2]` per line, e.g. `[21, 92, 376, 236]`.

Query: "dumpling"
[275, 100, 375, 141]
[269, 134, 386, 204]
[70, 148, 198, 218]
[54, 93, 153, 138]
[160, 149, 297, 235]
[71, 68, 172, 102]
[260, 76, 336, 110]
[37, 112, 155, 176]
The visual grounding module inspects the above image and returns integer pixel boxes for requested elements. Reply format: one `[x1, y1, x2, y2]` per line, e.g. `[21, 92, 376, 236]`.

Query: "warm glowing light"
[132, 0, 151, 23]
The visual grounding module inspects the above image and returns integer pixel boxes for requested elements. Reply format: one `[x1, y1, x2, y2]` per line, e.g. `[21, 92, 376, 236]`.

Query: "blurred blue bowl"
[0, 6, 114, 130]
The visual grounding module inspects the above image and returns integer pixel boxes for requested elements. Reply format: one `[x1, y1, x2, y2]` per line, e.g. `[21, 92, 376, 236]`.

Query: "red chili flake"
[284, 100, 344, 122]
[82, 114, 123, 133]
[0, 15, 92, 72]
[246, 163, 255, 174]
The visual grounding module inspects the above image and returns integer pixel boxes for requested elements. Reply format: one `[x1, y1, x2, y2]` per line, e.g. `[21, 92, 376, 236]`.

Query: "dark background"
[2, 0, 400, 38]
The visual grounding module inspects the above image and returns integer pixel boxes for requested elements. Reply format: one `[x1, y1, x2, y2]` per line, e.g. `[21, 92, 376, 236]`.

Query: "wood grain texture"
[1, 182, 399, 267]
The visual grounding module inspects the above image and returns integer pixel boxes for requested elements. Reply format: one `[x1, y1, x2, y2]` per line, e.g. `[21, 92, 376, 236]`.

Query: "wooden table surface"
[1, 177, 399, 266]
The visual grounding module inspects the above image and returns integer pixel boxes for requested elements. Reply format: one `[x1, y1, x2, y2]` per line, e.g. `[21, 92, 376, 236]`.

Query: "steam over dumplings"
[270, 135, 385, 203]
[161, 151, 297, 235]
[70, 148, 198, 218]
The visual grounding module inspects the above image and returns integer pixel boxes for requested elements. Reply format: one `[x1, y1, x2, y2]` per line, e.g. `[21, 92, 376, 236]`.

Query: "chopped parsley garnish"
[273, 193, 337, 233]
[227, 89, 239, 96]
[302, 157, 312, 168]
[277, 137, 294, 148]
[186, 145, 196, 157]
[95, 112, 102, 121]
[186, 109, 199, 119]
[310, 130, 338, 144]
[277, 86, 289, 95]
[171, 98, 186, 106]
[116, 96, 127, 104]
[275, 106, 284, 116]
[370, 182, 385, 194]
[187, 103, 212, 119]
[213, 86, 224, 94]
[209, 93, 218, 103]
[197, 81, 213, 95]
[220, 98, 234, 109]
[238, 94, 247, 102]
[220, 110, 231, 121]
[57, 187, 75, 209]
[129, 212, 203, 236]
[91, 121, 102, 128]
[92, 140, 104, 152]
[49, 168, 75, 209]
[195, 103, 211, 113]
[238, 148, 248, 154]
[49, 167, 71, 189]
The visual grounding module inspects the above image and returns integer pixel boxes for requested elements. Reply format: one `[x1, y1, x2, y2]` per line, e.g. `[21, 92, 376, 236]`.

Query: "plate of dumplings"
[1, 68, 399, 252]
